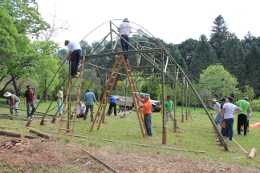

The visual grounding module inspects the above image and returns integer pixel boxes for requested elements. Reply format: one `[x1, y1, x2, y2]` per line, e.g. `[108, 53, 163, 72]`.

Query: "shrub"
[250, 99, 260, 112]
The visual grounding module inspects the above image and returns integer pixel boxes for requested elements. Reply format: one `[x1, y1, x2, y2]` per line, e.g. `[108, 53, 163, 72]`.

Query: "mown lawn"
[0, 98, 260, 169]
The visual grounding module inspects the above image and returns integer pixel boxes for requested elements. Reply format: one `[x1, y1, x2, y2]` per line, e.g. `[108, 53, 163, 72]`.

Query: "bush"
[250, 99, 260, 112]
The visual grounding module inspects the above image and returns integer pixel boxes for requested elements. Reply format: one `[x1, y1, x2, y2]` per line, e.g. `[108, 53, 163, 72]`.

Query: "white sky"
[37, 0, 260, 46]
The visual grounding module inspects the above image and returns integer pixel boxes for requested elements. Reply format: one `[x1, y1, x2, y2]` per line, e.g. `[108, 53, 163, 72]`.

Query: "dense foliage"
[1, 0, 260, 105]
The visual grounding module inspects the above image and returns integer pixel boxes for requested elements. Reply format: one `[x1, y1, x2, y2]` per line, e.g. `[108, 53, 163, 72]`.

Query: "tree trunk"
[11, 75, 20, 96]
[44, 78, 48, 101]
[0, 78, 12, 96]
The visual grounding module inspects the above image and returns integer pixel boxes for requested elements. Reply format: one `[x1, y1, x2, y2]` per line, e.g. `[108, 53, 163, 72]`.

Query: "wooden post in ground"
[181, 76, 185, 123]
[161, 51, 167, 144]
[173, 66, 179, 133]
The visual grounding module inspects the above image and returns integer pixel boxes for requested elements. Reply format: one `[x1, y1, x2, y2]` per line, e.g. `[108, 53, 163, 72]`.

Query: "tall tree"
[243, 37, 260, 96]
[188, 35, 217, 80]
[222, 33, 246, 85]
[210, 15, 229, 60]
[1, 0, 49, 35]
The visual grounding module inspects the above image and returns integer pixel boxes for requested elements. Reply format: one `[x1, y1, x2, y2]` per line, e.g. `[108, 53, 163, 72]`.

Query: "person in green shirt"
[165, 96, 174, 125]
[236, 97, 253, 136]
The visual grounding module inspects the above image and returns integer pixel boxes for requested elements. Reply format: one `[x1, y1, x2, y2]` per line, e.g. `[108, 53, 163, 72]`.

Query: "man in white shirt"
[64, 40, 82, 78]
[119, 18, 131, 58]
[221, 96, 240, 141]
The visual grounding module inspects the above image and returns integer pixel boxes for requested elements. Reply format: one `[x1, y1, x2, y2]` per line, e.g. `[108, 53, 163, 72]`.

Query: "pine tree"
[210, 15, 229, 60]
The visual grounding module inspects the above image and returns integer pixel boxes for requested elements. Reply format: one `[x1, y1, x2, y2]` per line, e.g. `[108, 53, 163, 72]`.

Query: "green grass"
[0, 98, 260, 169]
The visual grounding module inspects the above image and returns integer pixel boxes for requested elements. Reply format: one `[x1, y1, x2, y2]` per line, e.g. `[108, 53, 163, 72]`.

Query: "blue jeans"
[26, 102, 36, 118]
[214, 113, 222, 126]
[224, 118, 234, 140]
[56, 98, 64, 115]
[144, 114, 152, 136]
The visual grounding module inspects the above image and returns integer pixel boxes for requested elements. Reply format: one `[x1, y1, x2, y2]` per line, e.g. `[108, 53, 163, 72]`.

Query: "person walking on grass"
[107, 95, 117, 116]
[119, 18, 132, 58]
[25, 85, 36, 120]
[64, 40, 82, 78]
[165, 96, 174, 125]
[139, 96, 153, 137]
[236, 97, 253, 136]
[84, 89, 96, 121]
[221, 96, 240, 141]
[4, 92, 20, 116]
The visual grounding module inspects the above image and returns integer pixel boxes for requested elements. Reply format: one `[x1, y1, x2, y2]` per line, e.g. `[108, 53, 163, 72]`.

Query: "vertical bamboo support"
[173, 66, 178, 133]
[161, 50, 167, 144]
[181, 76, 185, 123]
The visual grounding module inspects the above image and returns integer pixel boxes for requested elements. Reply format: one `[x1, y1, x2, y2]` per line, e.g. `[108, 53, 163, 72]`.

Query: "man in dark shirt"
[25, 85, 36, 119]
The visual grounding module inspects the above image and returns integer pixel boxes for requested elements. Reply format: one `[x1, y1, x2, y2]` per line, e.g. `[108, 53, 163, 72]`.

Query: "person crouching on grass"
[139, 96, 153, 137]
[4, 91, 20, 116]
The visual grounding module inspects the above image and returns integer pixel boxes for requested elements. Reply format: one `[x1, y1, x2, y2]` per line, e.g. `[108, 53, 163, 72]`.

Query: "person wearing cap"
[64, 40, 82, 78]
[236, 97, 253, 136]
[4, 92, 20, 115]
[119, 18, 132, 57]
[25, 85, 36, 119]
[139, 96, 153, 136]
[221, 96, 240, 141]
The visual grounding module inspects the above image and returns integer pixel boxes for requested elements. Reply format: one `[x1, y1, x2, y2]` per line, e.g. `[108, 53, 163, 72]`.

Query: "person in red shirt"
[25, 85, 36, 120]
[139, 96, 153, 136]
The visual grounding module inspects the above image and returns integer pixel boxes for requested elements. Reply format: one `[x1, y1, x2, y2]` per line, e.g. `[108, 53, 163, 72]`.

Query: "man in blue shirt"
[107, 95, 117, 116]
[84, 89, 96, 121]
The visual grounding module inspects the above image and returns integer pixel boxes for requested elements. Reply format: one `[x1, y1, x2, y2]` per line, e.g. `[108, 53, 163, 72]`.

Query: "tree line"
[1, 0, 260, 102]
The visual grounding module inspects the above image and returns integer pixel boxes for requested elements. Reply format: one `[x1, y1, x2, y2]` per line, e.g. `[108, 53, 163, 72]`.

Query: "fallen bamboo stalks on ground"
[233, 138, 256, 159]
[28, 128, 52, 139]
[0, 130, 34, 139]
[65, 133, 206, 154]
[80, 147, 119, 173]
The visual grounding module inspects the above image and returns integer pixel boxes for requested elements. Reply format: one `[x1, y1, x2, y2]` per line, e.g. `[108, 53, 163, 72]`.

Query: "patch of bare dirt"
[0, 137, 260, 173]
[0, 137, 107, 173]
[91, 149, 260, 173]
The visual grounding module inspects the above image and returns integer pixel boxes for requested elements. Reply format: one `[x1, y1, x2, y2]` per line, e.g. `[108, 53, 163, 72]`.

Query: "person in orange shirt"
[139, 96, 153, 136]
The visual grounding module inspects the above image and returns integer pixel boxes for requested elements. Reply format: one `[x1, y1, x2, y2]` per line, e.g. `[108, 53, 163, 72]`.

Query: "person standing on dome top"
[64, 40, 82, 78]
[119, 18, 132, 58]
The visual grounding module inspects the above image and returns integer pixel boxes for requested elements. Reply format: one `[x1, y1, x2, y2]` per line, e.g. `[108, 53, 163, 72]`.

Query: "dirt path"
[0, 137, 259, 173]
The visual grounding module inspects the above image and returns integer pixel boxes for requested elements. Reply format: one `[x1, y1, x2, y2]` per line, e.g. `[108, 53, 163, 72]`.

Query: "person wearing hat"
[4, 92, 20, 115]
[236, 96, 253, 136]
[119, 18, 132, 57]
[64, 40, 82, 78]
[25, 85, 36, 119]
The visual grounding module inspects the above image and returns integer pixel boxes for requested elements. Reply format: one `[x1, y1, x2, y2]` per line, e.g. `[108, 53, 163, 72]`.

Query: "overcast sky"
[37, 0, 260, 46]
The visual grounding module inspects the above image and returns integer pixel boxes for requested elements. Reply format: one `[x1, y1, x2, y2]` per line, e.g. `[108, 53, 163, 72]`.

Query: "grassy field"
[0, 98, 260, 170]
